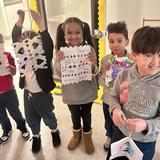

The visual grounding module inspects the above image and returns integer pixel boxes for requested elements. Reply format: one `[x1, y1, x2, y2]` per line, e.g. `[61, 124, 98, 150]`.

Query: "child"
[11, 10, 61, 153]
[54, 17, 98, 154]
[99, 21, 133, 151]
[107, 26, 160, 160]
[0, 33, 29, 144]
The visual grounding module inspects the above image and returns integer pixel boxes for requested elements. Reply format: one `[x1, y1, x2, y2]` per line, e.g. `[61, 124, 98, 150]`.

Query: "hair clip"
[92, 29, 107, 38]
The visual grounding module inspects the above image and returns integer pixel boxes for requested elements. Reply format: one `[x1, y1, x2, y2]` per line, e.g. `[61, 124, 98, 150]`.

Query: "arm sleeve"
[145, 102, 160, 136]
[109, 73, 122, 113]
[98, 56, 108, 86]
[39, 30, 54, 63]
[11, 24, 22, 43]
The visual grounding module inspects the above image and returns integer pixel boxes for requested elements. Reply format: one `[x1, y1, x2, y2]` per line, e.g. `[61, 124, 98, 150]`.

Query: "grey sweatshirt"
[109, 64, 160, 142]
[54, 47, 98, 105]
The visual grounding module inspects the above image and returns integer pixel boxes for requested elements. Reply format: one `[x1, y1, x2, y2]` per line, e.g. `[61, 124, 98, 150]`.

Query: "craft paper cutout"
[13, 36, 47, 77]
[105, 56, 133, 88]
[60, 45, 92, 85]
[110, 137, 143, 160]
[0, 49, 10, 76]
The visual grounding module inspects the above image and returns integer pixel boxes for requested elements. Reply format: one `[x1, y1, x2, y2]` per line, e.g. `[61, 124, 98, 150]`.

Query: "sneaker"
[20, 126, 30, 140]
[0, 130, 12, 144]
[32, 136, 41, 153]
[104, 137, 111, 151]
[51, 129, 61, 147]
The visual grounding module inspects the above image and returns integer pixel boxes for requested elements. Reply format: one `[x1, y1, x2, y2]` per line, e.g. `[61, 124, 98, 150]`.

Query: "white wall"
[44, 0, 91, 42]
[106, 0, 160, 51]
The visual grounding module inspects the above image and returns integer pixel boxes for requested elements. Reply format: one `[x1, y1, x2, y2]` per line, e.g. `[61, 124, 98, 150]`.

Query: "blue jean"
[24, 90, 57, 135]
[0, 89, 25, 132]
[106, 126, 156, 160]
[103, 102, 114, 137]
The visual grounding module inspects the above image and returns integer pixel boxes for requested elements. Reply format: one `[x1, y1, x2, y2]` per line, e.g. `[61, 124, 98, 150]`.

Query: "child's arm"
[30, 9, 54, 63]
[12, 10, 24, 43]
[7, 52, 16, 75]
[88, 48, 99, 75]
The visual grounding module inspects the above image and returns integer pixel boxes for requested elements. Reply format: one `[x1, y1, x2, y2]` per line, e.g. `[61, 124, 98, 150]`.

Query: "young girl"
[0, 33, 29, 144]
[107, 26, 160, 160]
[11, 10, 61, 153]
[54, 17, 98, 154]
[99, 21, 134, 151]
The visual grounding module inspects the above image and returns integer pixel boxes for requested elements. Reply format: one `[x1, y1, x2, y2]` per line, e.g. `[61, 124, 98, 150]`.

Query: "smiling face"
[108, 33, 129, 57]
[135, 53, 160, 76]
[64, 22, 83, 47]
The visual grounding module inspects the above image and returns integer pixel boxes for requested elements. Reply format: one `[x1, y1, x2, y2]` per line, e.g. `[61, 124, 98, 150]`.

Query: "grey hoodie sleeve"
[109, 72, 122, 113]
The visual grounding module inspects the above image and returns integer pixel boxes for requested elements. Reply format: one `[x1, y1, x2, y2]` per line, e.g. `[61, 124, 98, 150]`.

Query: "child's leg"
[81, 102, 94, 154]
[134, 140, 156, 160]
[26, 91, 60, 148]
[68, 105, 81, 130]
[4, 90, 29, 136]
[103, 102, 114, 137]
[24, 90, 41, 135]
[103, 102, 114, 150]
[106, 125, 126, 160]
[80, 102, 92, 132]
[67, 105, 81, 150]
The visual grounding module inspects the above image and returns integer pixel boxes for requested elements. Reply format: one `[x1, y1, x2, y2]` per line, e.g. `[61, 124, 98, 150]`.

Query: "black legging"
[68, 102, 93, 132]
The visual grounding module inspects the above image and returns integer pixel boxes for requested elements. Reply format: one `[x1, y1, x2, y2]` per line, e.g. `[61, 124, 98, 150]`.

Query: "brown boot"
[82, 129, 95, 154]
[67, 129, 81, 150]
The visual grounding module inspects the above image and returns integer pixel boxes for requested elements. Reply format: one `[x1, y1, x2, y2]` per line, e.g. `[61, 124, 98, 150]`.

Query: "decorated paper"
[0, 50, 10, 76]
[60, 45, 92, 85]
[13, 36, 47, 77]
[110, 137, 143, 160]
[105, 56, 133, 88]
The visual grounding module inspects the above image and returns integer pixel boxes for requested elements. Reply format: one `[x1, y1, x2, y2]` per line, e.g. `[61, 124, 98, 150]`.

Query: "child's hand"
[7, 64, 16, 75]
[126, 118, 148, 133]
[16, 10, 25, 27]
[103, 62, 110, 71]
[56, 51, 64, 62]
[30, 9, 45, 32]
[112, 108, 126, 126]
[88, 52, 96, 66]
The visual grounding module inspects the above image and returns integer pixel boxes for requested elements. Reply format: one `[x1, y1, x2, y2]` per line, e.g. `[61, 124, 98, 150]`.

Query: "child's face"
[135, 53, 160, 76]
[108, 33, 128, 56]
[64, 22, 83, 47]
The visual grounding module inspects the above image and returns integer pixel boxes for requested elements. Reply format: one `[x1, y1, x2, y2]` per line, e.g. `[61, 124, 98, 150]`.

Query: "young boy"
[0, 33, 29, 144]
[12, 10, 61, 153]
[99, 21, 133, 151]
[107, 26, 160, 160]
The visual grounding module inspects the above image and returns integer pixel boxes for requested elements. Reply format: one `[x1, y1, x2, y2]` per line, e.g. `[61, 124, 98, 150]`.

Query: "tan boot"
[82, 129, 95, 154]
[67, 129, 81, 150]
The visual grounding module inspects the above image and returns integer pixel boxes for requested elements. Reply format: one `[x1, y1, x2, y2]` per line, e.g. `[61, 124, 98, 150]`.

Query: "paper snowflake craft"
[110, 137, 143, 160]
[0, 50, 10, 76]
[105, 56, 133, 88]
[13, 36, 47, 77]
[60, 45, 92, 85]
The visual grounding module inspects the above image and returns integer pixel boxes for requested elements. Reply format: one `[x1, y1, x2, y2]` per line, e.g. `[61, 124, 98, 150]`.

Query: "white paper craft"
[110, 137, 143, 160]
[13, 36, 47, 77]
[60, 45, 92, 85]
[0, 50, 10, 76]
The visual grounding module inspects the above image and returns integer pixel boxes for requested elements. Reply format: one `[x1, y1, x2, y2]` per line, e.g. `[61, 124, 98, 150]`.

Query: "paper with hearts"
[60, 45, 92, 85]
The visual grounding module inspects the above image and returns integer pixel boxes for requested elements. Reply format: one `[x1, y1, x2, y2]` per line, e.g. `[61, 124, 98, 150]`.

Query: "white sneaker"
[103, 137, 111, 151]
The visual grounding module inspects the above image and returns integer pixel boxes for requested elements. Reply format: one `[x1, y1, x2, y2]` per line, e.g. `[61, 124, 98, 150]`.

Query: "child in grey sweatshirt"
[107, 26, 160, 160]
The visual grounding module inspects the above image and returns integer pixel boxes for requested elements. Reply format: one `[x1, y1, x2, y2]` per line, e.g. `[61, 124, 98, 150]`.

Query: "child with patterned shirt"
[12, 10, 61, 153]
[99, 21, 134, 151]
[0, 33, 29, 144]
